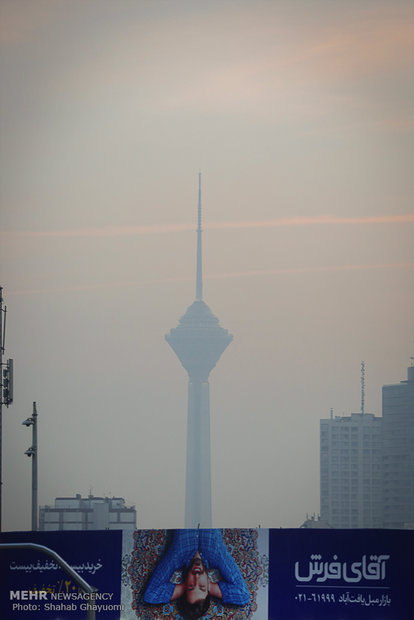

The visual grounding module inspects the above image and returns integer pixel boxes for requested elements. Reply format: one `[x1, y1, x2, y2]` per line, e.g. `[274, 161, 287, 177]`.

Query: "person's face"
[185, 556, 209, 604]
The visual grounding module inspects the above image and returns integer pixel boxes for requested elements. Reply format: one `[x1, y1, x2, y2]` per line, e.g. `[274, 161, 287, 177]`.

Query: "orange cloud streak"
[207, 214, 414, 230]
[1, 213, 413, 239]
[203, 262, 414, 281]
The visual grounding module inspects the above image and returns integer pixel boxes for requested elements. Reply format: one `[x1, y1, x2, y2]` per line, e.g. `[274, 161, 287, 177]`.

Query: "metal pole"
[0, 288, 13, 532]
[23, 404, 38, 531]
[32, 402, 38, 531]
[0, 542, 97, 620]
[0, 286, 3, 532]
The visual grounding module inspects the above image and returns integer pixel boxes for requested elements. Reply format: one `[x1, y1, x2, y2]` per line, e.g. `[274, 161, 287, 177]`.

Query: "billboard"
[0, 530, 122, 620]
[268, 528, 414, 620]
[121, 528, 268, 619]
[1, 528, 413, 619]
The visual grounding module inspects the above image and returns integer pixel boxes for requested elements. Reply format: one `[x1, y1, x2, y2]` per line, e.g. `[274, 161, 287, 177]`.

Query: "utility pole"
[0, 286, 14, 531]
[23, 403, 38, 531]
[0, 286, 3, 533]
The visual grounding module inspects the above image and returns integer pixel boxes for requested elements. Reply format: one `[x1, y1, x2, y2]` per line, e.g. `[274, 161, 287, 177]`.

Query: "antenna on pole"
[195, 172, 203, 301]
[361, 361, 365, 415]
[1, 287, 6, 354]
[23, 402, 38, 531]
[0, 286, 3, 532]
[0, 287, 14, 531]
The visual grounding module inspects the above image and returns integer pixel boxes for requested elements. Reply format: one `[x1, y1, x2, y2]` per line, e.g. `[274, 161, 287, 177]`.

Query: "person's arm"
[200, 530, 250, 605]
[143, 555, 176, 604]
[208, 582, 222, 599]
[171, 583, 186, 601]
[144, 530, 196, 604]
[217, 569, 249, 606]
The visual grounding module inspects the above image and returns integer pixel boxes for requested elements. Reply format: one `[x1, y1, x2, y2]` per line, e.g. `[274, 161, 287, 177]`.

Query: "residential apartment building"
[320, 412, 383, 528]
[382, 365, 414, 528]
[321, 364, 414, 529]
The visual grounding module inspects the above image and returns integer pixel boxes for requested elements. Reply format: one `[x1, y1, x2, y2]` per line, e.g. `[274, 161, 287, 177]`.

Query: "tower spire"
[196, 172, 203, 301]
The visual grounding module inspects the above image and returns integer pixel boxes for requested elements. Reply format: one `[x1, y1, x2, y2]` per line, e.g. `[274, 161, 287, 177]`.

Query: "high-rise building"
[39, 494, 137, 531]
[320, 412, 383, 528]
[382, 365, 414, 529]
[165, 175, 232, 528]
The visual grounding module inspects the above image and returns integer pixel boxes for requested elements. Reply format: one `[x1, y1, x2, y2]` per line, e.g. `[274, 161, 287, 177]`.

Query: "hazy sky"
[1, 0, 413, 532]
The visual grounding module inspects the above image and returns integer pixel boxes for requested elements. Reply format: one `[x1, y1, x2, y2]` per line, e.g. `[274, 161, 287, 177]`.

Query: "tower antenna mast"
[196, 172, 203, 301]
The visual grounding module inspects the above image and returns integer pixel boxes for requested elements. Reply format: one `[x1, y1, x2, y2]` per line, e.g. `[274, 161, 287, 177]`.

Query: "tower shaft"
[185, 380, 211, 527]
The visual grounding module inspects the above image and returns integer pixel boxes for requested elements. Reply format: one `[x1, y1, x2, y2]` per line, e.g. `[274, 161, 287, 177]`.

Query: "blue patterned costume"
[144, 529, 249, 605]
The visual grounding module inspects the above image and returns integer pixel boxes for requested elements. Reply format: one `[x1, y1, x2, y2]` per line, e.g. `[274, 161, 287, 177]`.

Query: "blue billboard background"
[0, 530, 122, 620]
[269, 528, 414, 620]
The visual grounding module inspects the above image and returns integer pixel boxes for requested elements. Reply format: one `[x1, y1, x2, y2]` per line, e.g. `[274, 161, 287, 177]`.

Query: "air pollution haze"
[0, 0, 413, 532]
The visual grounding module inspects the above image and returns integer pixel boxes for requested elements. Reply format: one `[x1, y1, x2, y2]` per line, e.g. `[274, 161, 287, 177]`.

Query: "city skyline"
[0, 0, 413, 531]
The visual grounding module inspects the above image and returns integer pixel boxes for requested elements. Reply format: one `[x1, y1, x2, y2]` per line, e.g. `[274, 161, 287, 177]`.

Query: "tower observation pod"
[165, 174, 233, 528]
